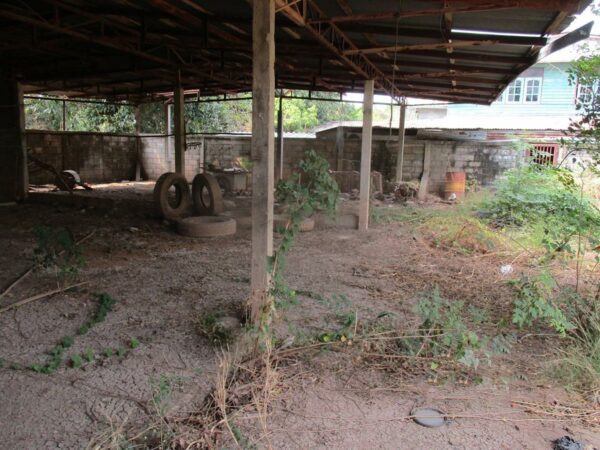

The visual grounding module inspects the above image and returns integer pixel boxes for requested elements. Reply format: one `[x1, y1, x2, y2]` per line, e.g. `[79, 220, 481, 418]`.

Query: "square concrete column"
[358, 79, 374, 232]
[250, 0, 275, 324]
[277, 96, 284, 180]
[395, 101, 407, 182]
[173, 80, 186, 177]
[0, 73, 27, 203]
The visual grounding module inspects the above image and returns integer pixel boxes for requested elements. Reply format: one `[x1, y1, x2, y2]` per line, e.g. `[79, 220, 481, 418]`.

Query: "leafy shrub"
[414, 287, 481, 361]
[480, 165, 600, 256]
[267, 151, 339, 312]
[482, 166, 597, 227]
[511, 274, 574, 337]
[33, 226, 85, 279]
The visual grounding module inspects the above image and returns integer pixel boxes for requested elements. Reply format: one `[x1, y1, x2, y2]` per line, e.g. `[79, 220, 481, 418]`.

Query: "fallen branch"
[0, 281, 88, 314]
[0, 230, 95, 301]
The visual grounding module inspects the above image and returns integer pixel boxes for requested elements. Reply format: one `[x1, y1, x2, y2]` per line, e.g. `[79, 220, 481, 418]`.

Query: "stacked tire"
[153, 172, 235, 238]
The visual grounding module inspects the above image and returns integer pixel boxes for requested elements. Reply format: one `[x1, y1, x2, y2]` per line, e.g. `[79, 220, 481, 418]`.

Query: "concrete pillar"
[62, 100, 67, 131]
[335, 126, 344, 171]
[165, 103, 172, 166]
[395, 101, 407, 182]
[418, 142, 432, 201]
[0, 73, 27, 203]
[173, 77, 186, 177]
[358, 79, 374, 232]
[250, 0, 275, 324]
[277, 96, 284, 180]
[134, 106, 142, 181]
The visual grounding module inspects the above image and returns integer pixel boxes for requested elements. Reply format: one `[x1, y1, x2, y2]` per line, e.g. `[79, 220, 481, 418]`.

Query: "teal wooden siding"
[447, 62, 578, 123]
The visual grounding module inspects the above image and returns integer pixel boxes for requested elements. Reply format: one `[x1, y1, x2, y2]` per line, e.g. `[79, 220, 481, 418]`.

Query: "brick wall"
[26, 129, 520, 195]
[26, 130, 137, 184]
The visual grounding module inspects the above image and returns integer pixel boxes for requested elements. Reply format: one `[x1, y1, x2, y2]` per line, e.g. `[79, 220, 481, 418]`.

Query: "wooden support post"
[418, 142, 432, 201]
[395, 101, 407, 182]
[17, 83, 27, 200]
[62, 99, 66, 131]
[173, 74, 186, 177]
[250, 0, 275, 324]
[335, 126, 345, 171]
[0, 73, 27, 203]
[277, 96, 284, 180]
[165, 103, 172, 166]
[358, 80, 374, 232]
[134, 105, 142, 181]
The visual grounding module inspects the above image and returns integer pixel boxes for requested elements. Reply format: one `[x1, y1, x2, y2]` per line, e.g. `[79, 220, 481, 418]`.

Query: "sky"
[566, 1, 600, 33]
[343, 1, 600, 106]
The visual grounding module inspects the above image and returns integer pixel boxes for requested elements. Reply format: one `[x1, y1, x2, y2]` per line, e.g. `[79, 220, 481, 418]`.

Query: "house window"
[524, 78, 542, 103]
[506, 79, 523, 103]
[528, 143, 559, 165]
[577, 81, 598, 104]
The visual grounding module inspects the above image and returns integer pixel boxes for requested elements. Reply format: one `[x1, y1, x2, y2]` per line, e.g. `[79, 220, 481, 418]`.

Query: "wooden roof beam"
[308, 1, 580, 24]
[275, 0, 402, 99]
[344, 40, 504, 56]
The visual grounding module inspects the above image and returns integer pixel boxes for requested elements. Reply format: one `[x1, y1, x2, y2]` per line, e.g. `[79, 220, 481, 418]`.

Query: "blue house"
[445, 37, 599, 130]
[403, 35, 599, 166]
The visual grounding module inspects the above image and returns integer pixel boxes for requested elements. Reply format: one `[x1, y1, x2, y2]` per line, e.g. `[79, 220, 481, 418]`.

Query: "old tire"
[192, 173, 224, 216]
[176, 216, 236, 237]
[273, 214, 315, 232]
[56, 170, 81, 191]
[153, 172, 191, 220]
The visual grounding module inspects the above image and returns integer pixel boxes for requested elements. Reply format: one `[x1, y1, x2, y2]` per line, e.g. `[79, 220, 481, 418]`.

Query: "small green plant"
[511, 275, 574, 337]
[150, 374, 183, 416]
[83, 349, 95, 362]
[480, 166, 600, 254]
[129, 338, 140, 349]
[70, 354, 83, 369]
[33, 226, 85, 280]
[253, 150, 339, 349]
[26, 293, 119, 374]
[414, 287, 481, 362]
[196, 314, 236, 346]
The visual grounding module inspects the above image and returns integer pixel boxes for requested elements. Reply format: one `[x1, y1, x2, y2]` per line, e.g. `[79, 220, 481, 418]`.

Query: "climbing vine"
[255, 150, 339, 348]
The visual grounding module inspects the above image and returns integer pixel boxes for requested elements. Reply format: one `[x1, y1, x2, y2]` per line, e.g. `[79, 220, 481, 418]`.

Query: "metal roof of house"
[539, 33, 600, 62]
[0, 0, 592, 104]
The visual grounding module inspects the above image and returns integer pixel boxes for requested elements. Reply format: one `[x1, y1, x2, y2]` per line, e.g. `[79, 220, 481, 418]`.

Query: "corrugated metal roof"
[0, 0, 592, 104]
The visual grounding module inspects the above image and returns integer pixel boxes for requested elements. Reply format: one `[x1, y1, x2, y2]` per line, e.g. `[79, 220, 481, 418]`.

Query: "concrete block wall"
[26, 131, 138, 184]
[26, 129, 520, 196]
[385, 140, 519, 194]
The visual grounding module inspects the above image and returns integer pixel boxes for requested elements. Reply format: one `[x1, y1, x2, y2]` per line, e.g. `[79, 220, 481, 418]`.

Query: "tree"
[67, 102, 136, 133]
[564, 37, 600, 171]
[25, 97, 63, 130]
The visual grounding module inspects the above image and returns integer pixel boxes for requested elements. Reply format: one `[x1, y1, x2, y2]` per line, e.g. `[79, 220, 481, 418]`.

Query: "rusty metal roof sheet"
[0, 0, 592, 104]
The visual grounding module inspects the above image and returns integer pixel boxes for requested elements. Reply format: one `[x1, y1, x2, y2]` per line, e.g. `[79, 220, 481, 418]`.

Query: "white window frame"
[506, 79, 523, 103]
[524, 77, 542, 103]
[577, 81, 598, 104]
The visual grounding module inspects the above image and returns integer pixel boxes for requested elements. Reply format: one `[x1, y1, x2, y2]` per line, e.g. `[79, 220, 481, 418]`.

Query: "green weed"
[33, 226, 85, 280]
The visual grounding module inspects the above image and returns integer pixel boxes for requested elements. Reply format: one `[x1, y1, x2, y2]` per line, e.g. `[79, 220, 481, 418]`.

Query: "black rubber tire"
[176, 216, 237, 237]
[153, 172, 191, 220]
[192, 173, 224, 216]
[273, 214, 315, 232]
[56, 170, 81, 191]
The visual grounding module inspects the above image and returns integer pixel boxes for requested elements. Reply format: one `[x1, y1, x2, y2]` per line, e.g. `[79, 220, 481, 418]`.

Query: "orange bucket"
[444, 171, 466, 200]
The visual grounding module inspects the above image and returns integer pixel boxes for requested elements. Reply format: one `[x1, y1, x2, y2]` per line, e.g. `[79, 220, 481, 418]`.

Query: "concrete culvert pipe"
[192, 173, 224, 216]
[176, 216, 237, 237]
[153, 172, 192, 220]
[273, 214, 315, 232]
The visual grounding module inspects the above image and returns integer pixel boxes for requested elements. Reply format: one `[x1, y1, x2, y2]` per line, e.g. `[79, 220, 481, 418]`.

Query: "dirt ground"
[0, 183, 598, 450]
